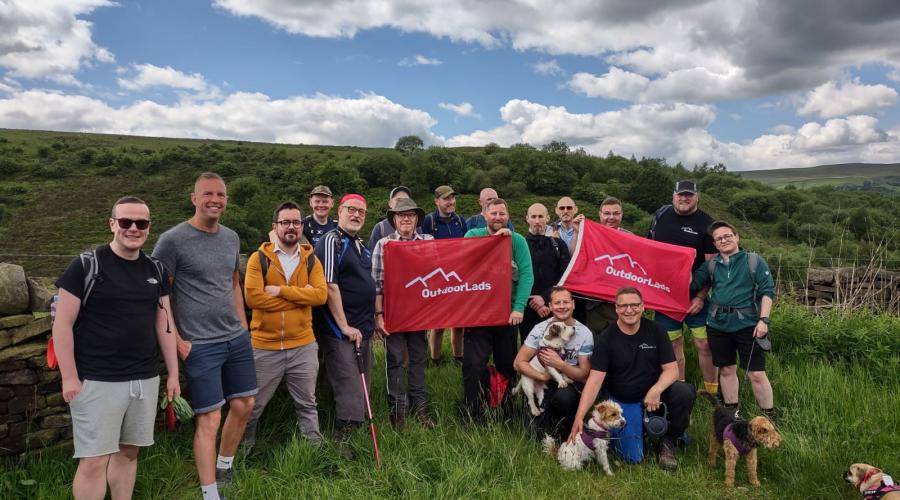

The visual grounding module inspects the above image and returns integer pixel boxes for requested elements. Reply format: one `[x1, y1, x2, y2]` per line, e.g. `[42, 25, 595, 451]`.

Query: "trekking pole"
[355, 345, 382, 467]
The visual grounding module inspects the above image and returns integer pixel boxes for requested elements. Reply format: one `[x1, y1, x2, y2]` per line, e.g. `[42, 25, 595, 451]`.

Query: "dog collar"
[581, 419, 610, 450]
[723, 423, 752, 456]
[858, 468, 883, 490]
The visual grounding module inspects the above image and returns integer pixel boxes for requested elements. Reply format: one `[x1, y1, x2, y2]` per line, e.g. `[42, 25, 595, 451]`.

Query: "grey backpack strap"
[649, 204, 672, 239]
[80, 249, 100, 307]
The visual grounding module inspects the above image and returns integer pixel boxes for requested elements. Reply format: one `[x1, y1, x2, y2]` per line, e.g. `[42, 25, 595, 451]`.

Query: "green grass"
[3, 311, 899, 499]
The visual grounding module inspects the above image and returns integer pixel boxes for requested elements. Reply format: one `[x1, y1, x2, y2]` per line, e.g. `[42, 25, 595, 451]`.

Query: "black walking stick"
[355, 344, 382, 466]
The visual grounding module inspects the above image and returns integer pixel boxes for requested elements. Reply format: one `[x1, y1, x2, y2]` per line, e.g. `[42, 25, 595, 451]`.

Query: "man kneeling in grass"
[569, 287, 696, 472]
[514, 286, 592, 440]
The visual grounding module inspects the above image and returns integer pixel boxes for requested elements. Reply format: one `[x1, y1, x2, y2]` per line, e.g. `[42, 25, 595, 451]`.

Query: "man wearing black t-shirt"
[568, 287, 696, 471]
[53, 196, 179, 500]
[648, 180, 719, 398]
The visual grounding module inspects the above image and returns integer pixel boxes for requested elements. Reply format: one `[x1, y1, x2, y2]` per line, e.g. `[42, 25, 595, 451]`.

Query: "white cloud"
[796, 79, 898, 119]
[446, 99, 899, 171]
[213, 0, 900, 103]
[0, 89, 442, 147]
[439, 101, 479, 118]
[446, 99, 718, 166]
[117, 64, 209, 92]
[0, 0, 114, 83]
[398, 55, 442, 67]
[889, 66, 900, 82]
[568, 67, 649, 101]
[533, 59, 563, 76]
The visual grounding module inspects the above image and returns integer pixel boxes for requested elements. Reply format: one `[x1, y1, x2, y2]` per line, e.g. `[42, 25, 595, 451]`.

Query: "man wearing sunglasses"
[53, 196, 179, 500]
[545, 196, 581, 254]
[153, 172, 257, 500]
[242, 201, 328, 451]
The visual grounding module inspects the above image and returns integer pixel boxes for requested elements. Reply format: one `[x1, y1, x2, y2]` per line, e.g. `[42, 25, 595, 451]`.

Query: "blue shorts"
[183, 333, 258, 414]
[654, 302, 709, 341]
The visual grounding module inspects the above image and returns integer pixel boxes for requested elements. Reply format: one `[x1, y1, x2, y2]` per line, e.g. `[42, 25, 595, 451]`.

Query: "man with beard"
[462, 198, 534, 420]
[303, 185, 338, 247]
[314, 194, 376, 457]
[465, 187, 515, 231]
[371, 198, 436, 429]
[153, 173, 257, 500]
[648, 180, 718, 398]
[421, 185, 467, 366]
[546, 196, 582, 254]
[521, 203, 570, 344]
[242, 201, 328, 451]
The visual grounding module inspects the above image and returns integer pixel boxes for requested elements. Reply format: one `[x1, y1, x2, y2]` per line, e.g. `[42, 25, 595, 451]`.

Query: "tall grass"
[2, 305, 899, 499]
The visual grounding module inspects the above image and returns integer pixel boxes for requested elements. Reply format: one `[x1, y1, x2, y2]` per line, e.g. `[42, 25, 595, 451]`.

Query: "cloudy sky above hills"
[1, 0, 899, 170]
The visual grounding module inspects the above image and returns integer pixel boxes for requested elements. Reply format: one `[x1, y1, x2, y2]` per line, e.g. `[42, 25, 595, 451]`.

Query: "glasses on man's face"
[395, 212, 417, 220]
[276, 220, 303, 228]
[112, 218, 150, 230]
[615, 302, 642, 311]
[558, 206, 574, 211]
[343, 206, 367, 216]
[714, 233, 735, 243]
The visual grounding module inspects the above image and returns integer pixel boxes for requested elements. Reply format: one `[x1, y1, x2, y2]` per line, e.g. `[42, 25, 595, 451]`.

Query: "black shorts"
[707, 326, 766, 372]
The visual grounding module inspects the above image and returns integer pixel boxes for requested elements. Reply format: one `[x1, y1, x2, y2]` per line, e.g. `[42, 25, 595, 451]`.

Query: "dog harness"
[723, 423, 752, 456]
[858, 468, 900, 500]
[580, 419, 610, 451]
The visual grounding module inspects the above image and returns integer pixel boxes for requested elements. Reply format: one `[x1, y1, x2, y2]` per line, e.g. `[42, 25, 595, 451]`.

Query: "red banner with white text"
[559, 220, 694, 321]
[384, 236, 512, 332]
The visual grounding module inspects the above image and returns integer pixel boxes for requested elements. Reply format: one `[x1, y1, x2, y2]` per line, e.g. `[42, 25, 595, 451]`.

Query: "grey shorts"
[69, 376, 160, 458]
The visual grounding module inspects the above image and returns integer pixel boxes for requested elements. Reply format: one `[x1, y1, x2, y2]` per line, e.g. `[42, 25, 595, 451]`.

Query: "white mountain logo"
[405, 267, 463, 288]
[593, 253, 647, 275]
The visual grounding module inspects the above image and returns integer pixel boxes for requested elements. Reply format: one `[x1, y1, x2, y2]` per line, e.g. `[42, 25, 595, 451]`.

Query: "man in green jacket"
[461, 198, 534, 420]
[691, 221, 777, 421]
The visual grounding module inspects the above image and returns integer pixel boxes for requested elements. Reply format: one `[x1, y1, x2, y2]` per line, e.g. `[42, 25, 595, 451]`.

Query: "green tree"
[394, 135, 424, 154]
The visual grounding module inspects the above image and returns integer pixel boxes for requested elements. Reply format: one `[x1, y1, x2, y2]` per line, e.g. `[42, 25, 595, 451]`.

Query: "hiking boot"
[414, 408, 436, 429]
[761, 407, 779, 423]
[390, 412, 407, 430]
[215, 467, 233, 489]
[658, 438, 678, 472]
[453, 356, 464, 366]
[335, 423, 357, 460]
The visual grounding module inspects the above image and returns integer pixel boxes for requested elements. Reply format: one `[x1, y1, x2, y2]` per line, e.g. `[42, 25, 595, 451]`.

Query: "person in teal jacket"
[691, 221, 777, 421]
[461, 198, 534, 420]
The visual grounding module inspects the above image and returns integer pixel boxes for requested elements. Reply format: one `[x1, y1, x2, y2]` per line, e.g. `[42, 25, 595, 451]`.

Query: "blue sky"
[1, 0, 899, 170]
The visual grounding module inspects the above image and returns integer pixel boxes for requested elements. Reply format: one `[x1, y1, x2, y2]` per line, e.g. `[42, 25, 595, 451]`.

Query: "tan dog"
[845, 463, 900, 499]
[543, 400, 626, 474]
[706, 400, 782, 487]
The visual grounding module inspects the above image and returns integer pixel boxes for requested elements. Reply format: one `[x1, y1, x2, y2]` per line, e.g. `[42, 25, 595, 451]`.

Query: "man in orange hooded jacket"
[242, 201, 328, 449]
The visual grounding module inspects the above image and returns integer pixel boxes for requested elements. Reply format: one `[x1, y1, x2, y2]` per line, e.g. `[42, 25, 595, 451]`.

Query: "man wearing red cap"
[313, 193, 376, 458]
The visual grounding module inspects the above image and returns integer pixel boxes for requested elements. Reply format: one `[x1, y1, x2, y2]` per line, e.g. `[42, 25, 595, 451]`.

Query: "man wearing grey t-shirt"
[153, 172, 257, 500]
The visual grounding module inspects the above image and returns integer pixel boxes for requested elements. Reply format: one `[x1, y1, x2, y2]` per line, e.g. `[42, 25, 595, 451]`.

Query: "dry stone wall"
[801, 267, 899, 313]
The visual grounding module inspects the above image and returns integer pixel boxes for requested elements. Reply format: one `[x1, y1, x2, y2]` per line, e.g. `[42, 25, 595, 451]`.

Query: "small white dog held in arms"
[512, 321, 575, 416]
[543, 400, 626, 474]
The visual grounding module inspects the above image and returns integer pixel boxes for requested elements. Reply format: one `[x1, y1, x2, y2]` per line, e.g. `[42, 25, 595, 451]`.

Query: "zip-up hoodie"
[244, 242, 328, 350]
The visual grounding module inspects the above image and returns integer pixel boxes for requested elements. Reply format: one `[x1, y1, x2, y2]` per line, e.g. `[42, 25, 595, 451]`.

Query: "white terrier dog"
[543, 400, 626, 474]
[512, 321, 575, 416]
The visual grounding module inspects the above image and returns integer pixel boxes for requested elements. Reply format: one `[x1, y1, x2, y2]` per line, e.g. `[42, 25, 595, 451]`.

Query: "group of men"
[53, 173, 777, 499]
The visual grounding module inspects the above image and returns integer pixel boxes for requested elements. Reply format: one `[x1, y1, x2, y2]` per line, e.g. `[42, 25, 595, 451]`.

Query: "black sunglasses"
[113, 218, 151, 230]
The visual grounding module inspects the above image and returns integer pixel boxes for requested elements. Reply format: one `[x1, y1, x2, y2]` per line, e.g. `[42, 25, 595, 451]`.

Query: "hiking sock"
[201, 483, 221, 500]
[216, 455, 234, 470]
[703, 382, 718, 395]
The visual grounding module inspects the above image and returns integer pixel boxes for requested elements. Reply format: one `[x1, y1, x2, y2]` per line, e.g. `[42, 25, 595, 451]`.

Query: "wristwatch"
[759, 317, 770, 325]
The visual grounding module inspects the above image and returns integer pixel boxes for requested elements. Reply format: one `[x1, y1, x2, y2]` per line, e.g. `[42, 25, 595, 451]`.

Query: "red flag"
[560, 220, 694, 321]
[383, 236, 511, 332]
